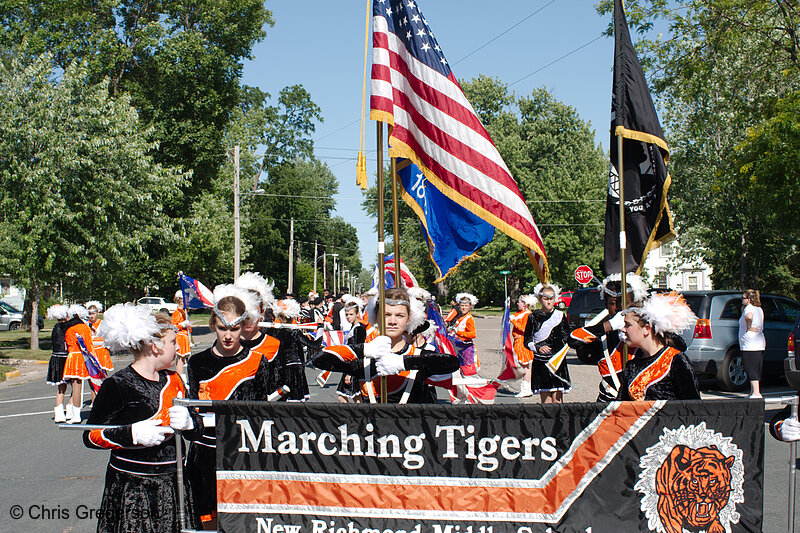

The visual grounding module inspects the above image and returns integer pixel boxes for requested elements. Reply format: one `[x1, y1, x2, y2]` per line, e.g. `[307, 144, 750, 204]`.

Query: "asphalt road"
[0, 316, 797, 532]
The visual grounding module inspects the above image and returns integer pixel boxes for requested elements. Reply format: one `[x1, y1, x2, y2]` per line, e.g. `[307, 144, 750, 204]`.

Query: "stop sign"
[574, 265, 594, 285]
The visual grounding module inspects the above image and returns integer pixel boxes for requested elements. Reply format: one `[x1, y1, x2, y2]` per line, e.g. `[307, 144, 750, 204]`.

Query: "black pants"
[741, 350, 763, 381]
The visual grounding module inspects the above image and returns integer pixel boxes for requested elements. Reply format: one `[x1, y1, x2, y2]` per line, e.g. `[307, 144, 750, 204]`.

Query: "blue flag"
[397, 159, 494, 281]
[178, 272, 214, 309]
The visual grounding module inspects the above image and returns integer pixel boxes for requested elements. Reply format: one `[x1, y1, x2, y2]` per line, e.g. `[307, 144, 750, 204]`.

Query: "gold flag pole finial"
[356, 0, 371, 190]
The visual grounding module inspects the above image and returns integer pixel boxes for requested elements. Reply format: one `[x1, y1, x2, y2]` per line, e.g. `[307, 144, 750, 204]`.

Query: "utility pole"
[313, 240, 318, 293]
[288, 218, 294, 294]
[233, 145, 241, 282]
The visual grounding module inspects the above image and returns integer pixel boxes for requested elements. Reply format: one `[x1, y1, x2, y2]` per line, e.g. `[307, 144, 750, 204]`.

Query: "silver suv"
[0, 301, 23, 331]
[680, 291, 800, 391]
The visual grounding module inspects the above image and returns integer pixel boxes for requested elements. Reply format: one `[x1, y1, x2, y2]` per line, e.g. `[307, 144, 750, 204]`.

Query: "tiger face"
[655, 444, 735, 533]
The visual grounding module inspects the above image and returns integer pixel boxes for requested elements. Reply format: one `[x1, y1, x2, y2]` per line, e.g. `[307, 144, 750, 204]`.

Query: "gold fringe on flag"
[356, 0, 371, 190]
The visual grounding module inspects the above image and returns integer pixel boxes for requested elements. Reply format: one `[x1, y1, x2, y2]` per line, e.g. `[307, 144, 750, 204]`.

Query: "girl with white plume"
[45, 304, 70, 423]
[61, 304, 95, 423]
[447, 293, 480, 375]
[82, 304, 203, 532]
[617, 292, 701, 401]
[523, 284, 571, 403]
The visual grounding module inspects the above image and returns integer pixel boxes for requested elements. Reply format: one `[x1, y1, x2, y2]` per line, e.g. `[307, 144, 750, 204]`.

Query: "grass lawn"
[0, 364, 16, 382]
[0, 319, 54, 361]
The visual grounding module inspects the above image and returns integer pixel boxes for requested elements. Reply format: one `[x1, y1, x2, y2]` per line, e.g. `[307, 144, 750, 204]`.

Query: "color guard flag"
[496, 297, 523, 382]
[397, 159, 494, 282]
[372, 253, 418, 289]
[178, 272, 214, 309]
[603, 0, 675, 275]
[77, 334, 106, 393]
[370, 0, 549, 281]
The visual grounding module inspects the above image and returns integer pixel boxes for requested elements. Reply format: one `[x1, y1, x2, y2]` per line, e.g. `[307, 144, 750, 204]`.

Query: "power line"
[509, 35, 604, 87]
[452, 0, 560, 66]
[255, 192, 605, 203]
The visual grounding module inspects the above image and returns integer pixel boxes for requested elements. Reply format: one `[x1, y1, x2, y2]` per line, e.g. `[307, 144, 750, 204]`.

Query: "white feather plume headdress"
[456, 292, 477, 307]
[68, 304, 88, 320]
[273, 299, 301, 319]
[46, 304, 69, 320]
[407, 286, 431, 305]
[344, 295, 364, 311]
[213, 284, 258, 325]
[631, 292, 698, 335]
[85, 300, 103, 312]
[98, 303, 173, 352]
[236, 272, 275, 309]
[533, 283, 561, 300]
[366, 287, 379, 297]
[406, 294, 426, 333]
[601, 273, 649, 303]
[521, 294, 537, 307]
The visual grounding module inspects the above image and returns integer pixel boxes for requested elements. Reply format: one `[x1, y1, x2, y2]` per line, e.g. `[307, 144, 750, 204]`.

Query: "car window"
[683, 295, 705, 317]
[761, 297, 784, 322]
[719, 299, 741, 319]
[775, 298, 800, 324]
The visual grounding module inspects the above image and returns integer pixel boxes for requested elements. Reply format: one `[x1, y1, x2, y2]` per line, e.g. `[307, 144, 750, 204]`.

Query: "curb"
[4, 369, 20, 380]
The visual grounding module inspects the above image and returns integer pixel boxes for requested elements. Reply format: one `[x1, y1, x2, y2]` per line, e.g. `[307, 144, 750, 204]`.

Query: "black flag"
[603, 0, 675, 275]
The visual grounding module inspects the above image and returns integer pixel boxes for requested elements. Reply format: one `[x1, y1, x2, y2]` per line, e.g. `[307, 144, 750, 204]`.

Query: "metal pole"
[504, 273, 508, 303]
[391, 157, 402, 287]
[377, 122, 387, 403]
[790, 397, 798, 533]
[616, 133, 628, 366]
[233, 145, 241, 282]
[313, 241, 318, 293]
[323, 252, 327, 291]
[288, 218, 294, 293]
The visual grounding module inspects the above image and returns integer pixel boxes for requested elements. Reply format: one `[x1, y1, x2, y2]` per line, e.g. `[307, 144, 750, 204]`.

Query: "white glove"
[168, 405, 194, 431]
[780, 418, 800, 442]
[181, 320, 191, 329]
[608, 311, 625, 331]
[527, 341, 536, 352]
[364, 336, 392, 359]
[375, 351, 406, 376]
[131, 419, 174, 447]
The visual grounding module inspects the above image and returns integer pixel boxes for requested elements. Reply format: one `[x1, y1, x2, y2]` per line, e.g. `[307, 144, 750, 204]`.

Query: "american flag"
[370, 0, 549, 281]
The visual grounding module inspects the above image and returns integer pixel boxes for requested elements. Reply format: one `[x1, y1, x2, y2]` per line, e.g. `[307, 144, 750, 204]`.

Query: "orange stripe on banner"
[218, 402, 654, 514]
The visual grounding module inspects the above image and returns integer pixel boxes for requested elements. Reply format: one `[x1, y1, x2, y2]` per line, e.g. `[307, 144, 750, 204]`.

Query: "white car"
[136, 297, 178, 314]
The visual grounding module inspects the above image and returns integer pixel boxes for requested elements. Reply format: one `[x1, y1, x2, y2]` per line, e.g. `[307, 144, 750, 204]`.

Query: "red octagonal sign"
[574, 265, 594, 285]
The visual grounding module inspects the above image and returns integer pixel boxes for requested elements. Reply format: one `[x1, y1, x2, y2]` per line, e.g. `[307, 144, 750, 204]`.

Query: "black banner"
[215, 400, 763, 533]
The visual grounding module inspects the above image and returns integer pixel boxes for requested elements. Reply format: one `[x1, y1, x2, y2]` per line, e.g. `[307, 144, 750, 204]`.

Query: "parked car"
[565, 287, 605, 330]
[680, 290, 800, 391]
[136, 297, 178, 314]
[0, 301, 44, 331]
[557, 291, 574, 310]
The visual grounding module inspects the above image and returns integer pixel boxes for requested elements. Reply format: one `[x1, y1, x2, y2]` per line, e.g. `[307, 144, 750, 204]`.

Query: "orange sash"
[627, 347, 680, 401]
[198, 352, 262, 400]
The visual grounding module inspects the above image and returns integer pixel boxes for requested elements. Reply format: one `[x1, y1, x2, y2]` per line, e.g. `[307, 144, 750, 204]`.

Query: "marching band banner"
[214, 400, 763, 533]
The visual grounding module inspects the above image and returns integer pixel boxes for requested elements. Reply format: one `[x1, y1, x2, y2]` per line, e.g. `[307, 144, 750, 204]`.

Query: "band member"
[336, 297, 377, 403]
[172, 290, 192, 376]
[62, 304, 94, 423]
[524, 284, 571, 404]
[617, 292, 701, 401]
[266, 298, 315, 401]
[86, 301, 114, 375]
[511, 294, 536, 398]
[186, 285, 285, 529]
[46, 304, 70, 423]
[447, 293, 479, 375]
[83, 304, 203, 532]
[313, 288, 459, 404]
[568, 274, 649, 401]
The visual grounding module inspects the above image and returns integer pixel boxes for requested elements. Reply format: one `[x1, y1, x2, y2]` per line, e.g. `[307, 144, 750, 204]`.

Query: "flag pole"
[377, 122, 388, 403]
[617, 132, 628, 366]
[390, 157, 402, 287]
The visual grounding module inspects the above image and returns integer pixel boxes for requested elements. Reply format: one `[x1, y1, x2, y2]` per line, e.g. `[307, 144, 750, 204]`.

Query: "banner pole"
[617, 132, 628, 367]
[789, 396, 798, 532]
[377, 122, 387, 403]
[391, 157, 402, 287]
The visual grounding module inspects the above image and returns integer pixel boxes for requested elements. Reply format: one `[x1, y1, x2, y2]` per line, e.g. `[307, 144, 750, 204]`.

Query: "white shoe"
[54, 404, 67, 423]
[515, 383, 533, 398]
[68, 404, 82, 424]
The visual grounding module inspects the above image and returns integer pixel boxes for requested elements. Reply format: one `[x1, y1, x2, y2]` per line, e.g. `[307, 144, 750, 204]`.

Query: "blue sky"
[241, 0, 615, 267]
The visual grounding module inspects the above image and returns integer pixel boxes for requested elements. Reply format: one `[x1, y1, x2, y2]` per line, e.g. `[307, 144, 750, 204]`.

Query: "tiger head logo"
[636, 423, 744, 533]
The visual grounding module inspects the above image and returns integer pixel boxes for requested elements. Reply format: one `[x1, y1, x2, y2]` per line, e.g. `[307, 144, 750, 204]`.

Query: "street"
[0, 315, 797, 532]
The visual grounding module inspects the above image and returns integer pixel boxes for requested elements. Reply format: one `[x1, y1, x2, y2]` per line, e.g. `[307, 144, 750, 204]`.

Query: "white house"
[641, 241, 713, 291]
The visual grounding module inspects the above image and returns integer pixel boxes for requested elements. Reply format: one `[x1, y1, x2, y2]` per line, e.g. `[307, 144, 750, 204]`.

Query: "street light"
[233, 146, 265, 281]
[330, 254, 339, 294]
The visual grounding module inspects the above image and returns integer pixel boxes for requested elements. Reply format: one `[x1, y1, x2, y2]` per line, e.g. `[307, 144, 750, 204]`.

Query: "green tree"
[0, 0, 273, 198]
[0, 55, 186, 348]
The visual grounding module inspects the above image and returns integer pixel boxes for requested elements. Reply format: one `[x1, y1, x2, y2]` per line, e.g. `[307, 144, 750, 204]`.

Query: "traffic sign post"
[574, 265, 593, 285]
[499, 270, 511, 303]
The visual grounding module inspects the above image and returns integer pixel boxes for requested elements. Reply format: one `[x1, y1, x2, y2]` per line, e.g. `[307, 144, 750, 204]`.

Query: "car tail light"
[789, 331, 795, 358]
[692, 319, 712, 339]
